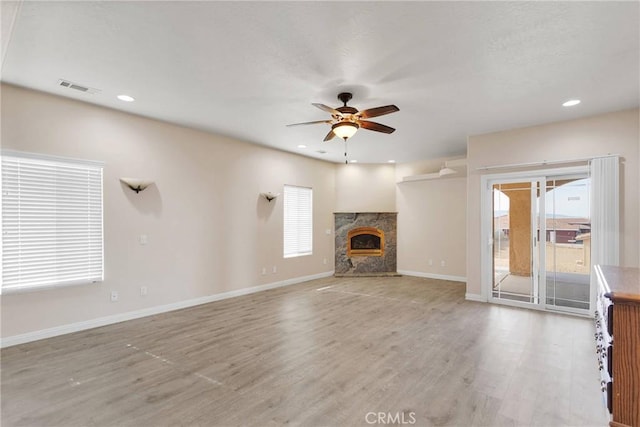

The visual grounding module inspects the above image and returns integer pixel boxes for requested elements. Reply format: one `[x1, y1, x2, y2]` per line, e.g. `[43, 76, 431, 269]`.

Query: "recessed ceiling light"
[388, 160, 396, 163]
[562, 99, 581, 107]
[117, 94, 135, 102]
[297, 144, 307, 148]
[349, 160, 358, 163]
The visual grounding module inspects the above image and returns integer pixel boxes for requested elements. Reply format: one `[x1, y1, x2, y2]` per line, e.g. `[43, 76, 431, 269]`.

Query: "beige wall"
[396, 176, 467, 279]
[334, 163, 396, 212]
[394, 156, 464, 179]
[466, 108, 640, 297]
[0, 84, 336, 338]
[2, 84, 636, 339]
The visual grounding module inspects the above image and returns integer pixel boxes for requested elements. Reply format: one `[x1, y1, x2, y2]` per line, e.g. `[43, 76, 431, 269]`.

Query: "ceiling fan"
[287, 92, 399, 142]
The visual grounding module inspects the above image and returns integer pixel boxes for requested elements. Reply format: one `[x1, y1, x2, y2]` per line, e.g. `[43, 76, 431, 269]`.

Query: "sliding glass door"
[487, 170, 592, 314]
[492, 179, 542, 306]
[543, 176, 591, 311]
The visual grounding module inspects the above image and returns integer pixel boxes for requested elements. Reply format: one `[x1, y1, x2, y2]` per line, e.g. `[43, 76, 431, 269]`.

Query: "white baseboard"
[1, 271, 334, 348]
[465, 293, 485, 302]
[398, 270, 467, 283]
[397, 270, 483, 302]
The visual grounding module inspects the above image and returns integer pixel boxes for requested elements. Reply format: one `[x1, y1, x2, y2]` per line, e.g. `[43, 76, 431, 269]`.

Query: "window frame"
[283, 184, 313, 258]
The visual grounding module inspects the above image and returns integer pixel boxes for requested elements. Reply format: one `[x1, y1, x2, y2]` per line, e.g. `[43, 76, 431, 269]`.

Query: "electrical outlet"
[325, 229, 331, 235]
[140, 286, 148, 296]
[139, 234, 148, 245]
[110, 291, 119, 302]
[272, 265, 277, 274]
[323, 258, 327, 265]
[428, 259, 433, 266]
[261, 267, 266, 275]
[440, 260, 446, 267]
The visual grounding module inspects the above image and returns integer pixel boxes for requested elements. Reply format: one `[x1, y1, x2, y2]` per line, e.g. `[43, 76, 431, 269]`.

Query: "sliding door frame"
[486, 177, 545, 310]
[543, 173, 593, 316]
[480, 165, 591, 314]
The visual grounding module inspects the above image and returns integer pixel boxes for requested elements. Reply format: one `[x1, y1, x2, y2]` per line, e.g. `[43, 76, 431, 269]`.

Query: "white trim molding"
[465, 293, 486, 302]
[1, 271, 334, 348]
[398, 270, 466, 283]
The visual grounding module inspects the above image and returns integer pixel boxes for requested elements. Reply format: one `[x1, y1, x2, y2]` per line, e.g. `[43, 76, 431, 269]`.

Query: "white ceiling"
[1, 1, 638, 164]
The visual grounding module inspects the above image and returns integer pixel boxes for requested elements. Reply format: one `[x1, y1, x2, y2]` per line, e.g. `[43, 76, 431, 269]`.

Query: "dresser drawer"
[594, 265, 640, 426]
[596, 292, 614, 337]
[597, 344, 613, 379]
[605, 303, 613, 336]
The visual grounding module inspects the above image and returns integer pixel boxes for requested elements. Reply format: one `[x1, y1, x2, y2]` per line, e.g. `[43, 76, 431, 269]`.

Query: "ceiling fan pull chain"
[345, 140, 348, 164]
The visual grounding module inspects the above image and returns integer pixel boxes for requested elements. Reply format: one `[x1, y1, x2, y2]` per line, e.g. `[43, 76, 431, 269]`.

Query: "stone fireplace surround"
[334, 212, 398, 276]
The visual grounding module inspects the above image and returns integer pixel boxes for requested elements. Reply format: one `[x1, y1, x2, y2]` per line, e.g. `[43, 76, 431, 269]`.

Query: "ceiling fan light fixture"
[332, 122, 359, 140]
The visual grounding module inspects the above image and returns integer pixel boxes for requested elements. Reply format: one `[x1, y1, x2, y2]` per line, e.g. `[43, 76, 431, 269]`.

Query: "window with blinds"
[1, 151, 104, 293]
[283, 185, 312, 258]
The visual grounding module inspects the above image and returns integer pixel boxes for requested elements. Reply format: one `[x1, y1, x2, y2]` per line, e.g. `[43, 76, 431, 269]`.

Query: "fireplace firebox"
[347, 227, 384, 257]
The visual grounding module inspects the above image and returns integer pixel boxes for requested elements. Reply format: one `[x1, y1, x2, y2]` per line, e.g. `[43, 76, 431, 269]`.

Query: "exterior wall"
[501, 184, 532, 276]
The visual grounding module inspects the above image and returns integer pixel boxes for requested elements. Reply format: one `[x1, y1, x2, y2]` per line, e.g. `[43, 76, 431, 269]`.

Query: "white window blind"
[590, 155, 620, 266]
[1, 151, 104, 293]
[283, 185, 312, 258]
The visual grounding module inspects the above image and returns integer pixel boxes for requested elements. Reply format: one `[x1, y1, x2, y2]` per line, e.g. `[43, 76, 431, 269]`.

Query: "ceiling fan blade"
[313, 103, 342, 116]
[286, 120, 333, 127]
[359, 120, 396, 134]
[357, 105, 399, 119]
[323, 130, 337, 141]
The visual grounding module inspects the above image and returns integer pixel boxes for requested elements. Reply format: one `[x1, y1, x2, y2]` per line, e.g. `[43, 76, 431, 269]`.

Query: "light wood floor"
[1, 276, 610, 426]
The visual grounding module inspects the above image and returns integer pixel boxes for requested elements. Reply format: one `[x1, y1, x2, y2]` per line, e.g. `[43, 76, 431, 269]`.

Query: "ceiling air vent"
[58, 79, 100, 94]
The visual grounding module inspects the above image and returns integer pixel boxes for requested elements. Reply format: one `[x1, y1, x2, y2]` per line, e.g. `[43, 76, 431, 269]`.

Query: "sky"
[494, 178, 590, 218]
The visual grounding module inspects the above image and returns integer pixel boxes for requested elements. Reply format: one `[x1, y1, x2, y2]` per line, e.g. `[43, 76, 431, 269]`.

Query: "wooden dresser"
[594, 265, 640, 427]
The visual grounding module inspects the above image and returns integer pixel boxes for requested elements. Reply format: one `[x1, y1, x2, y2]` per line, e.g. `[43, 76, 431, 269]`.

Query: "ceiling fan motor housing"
[336, 106, 358, 117]
[286, 91, 398, 142]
